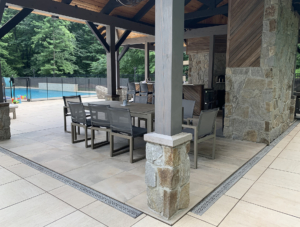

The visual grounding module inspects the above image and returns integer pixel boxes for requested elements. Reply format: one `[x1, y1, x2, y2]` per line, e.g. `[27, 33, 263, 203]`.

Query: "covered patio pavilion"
[0, 0, 300, 225]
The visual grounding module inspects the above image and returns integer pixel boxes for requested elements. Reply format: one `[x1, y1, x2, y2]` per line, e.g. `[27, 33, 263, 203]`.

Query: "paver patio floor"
[2, 98, 297, 226]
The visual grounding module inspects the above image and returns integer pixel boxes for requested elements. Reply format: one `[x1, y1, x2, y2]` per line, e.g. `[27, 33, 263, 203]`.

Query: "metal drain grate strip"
[0, 147, 143, 218]
[191, 120, 300, 216]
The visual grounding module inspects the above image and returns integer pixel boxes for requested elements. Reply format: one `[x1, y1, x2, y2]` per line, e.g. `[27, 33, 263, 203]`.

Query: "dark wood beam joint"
[118, 45, 130, 61]
[116, 30, 131, 50]
[61, 0, 72, 5]
[185, 4, 228, 21]
[101, 0, 122, 15]
[0, 0, 7, 24]
[86, 21, 110, 52]
[0, 8, 33, 39]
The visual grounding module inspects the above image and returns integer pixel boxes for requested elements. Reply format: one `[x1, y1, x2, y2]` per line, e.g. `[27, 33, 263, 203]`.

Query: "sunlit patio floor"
[0, 97, 276, 225]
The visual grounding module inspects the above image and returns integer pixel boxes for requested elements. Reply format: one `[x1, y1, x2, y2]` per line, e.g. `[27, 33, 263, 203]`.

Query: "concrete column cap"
[144, 132, 192, 147]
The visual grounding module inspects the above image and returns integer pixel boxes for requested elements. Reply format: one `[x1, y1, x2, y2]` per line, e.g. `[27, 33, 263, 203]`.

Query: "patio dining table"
[83, 101, 155, 133]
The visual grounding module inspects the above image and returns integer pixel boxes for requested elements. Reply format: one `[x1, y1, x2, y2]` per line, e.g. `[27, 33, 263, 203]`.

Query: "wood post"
[208, 35, 215, 89]
[155, 0, 185, 136]
[116, 50, 120, 89]
[145, 42, 149, 81]
[106, 25, 117, 99]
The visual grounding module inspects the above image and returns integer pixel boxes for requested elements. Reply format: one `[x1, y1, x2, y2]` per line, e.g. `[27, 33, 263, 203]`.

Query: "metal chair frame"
[182, 108, 218, 169]
[68, 102, 92, 148]
[63, 95, 83, 134]
[109, 107, 146, 163]
[88, 104, 111, 149]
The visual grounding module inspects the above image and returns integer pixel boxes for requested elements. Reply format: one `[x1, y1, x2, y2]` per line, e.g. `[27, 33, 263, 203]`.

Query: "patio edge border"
[0, 146, 143, 219]
[191, 120, 300, 216]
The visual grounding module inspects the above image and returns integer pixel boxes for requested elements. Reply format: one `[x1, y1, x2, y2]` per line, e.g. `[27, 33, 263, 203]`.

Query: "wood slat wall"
[226, 0, 264, 67]
[186, 35, 227, 54]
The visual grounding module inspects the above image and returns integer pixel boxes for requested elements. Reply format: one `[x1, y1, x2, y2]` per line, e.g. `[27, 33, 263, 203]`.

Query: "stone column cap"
[144, 132, 192, 147]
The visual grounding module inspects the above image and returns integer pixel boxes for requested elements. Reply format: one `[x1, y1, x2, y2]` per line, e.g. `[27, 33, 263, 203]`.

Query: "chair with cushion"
[127, 82, 139, 102]
[88, 104, 111, 149]
[134, 96, 148, 128]
[182, 99, 196, 125]
[182, 108, 219, 169]
[108, 107, 147, 163]
[140, 83, 149, 97]
[63, 95, 89, 133]
[68, 102, 92, 148]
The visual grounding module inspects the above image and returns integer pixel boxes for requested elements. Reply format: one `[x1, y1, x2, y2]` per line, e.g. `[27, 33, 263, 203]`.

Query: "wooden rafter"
[185, 4, 228, 21]
[0, 0, 6, 24]
[86, 21, 110, 52]
[6, 0, 155, 35]
[0, 8, 33, 39]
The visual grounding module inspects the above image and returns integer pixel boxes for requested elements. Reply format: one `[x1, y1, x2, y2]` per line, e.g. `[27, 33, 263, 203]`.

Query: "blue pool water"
[5, 88, 92, 99]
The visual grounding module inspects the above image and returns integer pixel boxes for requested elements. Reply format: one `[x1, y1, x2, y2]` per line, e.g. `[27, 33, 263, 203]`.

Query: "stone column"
[0, 103, 10, 140]
[145, 0, 191, 220]
[144, 133, 192, 219]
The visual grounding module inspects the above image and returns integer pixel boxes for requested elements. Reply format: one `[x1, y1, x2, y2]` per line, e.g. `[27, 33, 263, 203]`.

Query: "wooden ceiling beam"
[61, 0, 72, 4]
[118, 45, 129, 61]
[86, 21, 110, 52]
[0, 8, 33, 39]
[6, 0, 155, 35]
[100, 0, 122, 15]
[0, 0, 7, 24]
[185, 4, 228, 21]
[115, 0, 155, 50]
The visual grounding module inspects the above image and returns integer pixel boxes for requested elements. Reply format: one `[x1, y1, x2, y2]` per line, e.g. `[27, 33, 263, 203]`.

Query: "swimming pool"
[5, 88, 93, 99]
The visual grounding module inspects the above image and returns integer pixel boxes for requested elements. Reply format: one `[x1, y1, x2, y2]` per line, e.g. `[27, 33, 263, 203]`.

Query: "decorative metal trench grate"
[0, 147, 143, 218]
[191, 120, 300, 216]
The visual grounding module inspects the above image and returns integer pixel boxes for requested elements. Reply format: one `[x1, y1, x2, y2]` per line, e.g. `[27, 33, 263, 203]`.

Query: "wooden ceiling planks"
[198, 15, 228, 25]
[186, 34, 227, 54]
[226, 0, 264, 67]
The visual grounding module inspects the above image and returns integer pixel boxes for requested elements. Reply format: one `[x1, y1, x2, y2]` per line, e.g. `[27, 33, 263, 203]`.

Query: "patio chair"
[182, 108, 219, 169]
[134, 96, 148, 128]
[108, 107, 147, 163]
[127, 82, 139, 102]
[63, 95, 89, 134]
[88, 104, 111, 149]
[140, 82, 149, 97]
[68, 102, 92, 148]
[182, 99, 196, 125]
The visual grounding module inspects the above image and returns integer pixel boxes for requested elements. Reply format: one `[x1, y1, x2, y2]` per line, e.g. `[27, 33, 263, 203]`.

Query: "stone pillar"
[144, 133, 192, 219]
[146, 0, 191, 220]
[0, 103, 10, 140]
[224, 0, 299, 144]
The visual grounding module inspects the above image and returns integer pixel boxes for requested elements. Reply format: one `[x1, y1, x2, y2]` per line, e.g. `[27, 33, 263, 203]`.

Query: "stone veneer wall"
[188, 53, 226, 89]
[145, 141, 190, 219]
[224, 0, 299, 144]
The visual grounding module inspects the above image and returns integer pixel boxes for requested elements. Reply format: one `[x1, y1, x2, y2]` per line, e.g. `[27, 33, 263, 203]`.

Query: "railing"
[4, 74, 155, 101]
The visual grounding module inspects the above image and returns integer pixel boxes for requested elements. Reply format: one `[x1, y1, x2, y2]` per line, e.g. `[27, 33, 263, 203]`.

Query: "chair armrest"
[182, 124, 197, 130]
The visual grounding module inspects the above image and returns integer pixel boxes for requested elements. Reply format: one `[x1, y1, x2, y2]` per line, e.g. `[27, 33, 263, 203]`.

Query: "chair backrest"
[63, 95, 82, 107]
[182, 99, 196, 119]
[128, 82, 136, 92]
[153, 84, 155, 94]
[134, 95, 148, 104]
[108, 107, 133, 136]
[68, 102, 87, 125]
[197, 108, 219, 138]
[140, 83, 148, 93]
[88, 104, 110, 128]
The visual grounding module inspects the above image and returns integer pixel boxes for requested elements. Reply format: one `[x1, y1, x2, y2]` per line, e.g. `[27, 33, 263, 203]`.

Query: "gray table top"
[83, 101, 155, 114]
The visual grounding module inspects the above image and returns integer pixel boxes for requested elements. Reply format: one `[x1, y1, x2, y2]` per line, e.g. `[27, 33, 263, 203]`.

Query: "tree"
[31, 17, 78, 75]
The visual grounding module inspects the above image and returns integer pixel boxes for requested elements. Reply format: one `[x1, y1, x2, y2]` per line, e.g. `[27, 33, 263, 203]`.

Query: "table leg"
[146, 113, 153, 133]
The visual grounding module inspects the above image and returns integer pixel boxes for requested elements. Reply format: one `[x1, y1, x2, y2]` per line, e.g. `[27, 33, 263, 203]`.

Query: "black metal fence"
[295, 73, 300, 92]
[4, 74, 155, 101]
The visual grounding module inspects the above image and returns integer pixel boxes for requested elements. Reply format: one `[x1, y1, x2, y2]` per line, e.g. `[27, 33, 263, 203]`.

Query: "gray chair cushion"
[132, 126, 147, 137]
